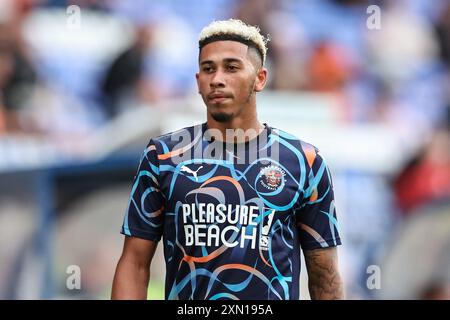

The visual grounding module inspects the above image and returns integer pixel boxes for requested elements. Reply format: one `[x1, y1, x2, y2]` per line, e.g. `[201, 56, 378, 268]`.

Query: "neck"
[206, 105, 264, 143]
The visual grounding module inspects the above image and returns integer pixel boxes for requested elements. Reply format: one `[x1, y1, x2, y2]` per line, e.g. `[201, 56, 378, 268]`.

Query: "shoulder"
[270, 126, 322, 169]
[147, 123, 204, 152]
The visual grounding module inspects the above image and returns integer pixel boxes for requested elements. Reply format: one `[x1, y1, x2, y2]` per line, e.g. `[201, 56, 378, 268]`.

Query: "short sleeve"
[296, 149, 341, 250]
[121, 140, 166, 241]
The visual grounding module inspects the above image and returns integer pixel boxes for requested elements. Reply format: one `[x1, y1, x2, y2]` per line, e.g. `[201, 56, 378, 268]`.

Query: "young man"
[112, 19, 344, 300]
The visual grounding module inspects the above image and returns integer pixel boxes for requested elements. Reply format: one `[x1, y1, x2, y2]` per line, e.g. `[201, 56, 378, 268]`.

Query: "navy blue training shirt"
[121, 122, 341, 300]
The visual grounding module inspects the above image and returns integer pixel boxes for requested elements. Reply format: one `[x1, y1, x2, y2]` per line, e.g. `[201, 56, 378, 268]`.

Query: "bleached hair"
[198, 19, 269, 65]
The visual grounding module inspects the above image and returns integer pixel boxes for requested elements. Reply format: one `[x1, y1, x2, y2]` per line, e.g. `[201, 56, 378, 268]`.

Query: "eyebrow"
[200, 58, 244, 65]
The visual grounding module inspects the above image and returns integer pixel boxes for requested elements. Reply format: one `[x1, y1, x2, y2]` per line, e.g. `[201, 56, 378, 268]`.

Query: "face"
[196, 41, 267, 123]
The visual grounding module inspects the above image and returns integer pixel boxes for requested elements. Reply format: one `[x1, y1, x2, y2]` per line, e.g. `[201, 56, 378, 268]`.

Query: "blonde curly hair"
[199, 19, 269, 65]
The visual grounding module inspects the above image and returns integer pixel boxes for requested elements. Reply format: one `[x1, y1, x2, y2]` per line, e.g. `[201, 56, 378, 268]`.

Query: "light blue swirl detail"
[209, 292, 240, 300]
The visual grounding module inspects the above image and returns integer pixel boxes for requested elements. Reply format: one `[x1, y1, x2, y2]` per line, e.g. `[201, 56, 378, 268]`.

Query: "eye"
[227, 65, 239, 71]
[202, 66, 214, 73]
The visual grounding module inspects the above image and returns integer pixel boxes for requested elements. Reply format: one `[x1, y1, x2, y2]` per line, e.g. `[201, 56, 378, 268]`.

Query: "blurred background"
[0, 0, 449, 300]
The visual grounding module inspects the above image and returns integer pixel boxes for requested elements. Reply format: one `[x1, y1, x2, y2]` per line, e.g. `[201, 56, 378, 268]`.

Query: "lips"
[208, 92, 231, 102]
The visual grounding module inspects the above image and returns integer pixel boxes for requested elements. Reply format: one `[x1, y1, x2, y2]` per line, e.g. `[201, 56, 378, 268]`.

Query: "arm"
[111, 236, 158, 299]
[303, 247, 344, 300]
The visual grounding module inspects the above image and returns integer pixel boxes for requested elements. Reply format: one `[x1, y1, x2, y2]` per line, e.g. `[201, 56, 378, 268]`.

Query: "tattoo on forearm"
[304, 248, 344, 300]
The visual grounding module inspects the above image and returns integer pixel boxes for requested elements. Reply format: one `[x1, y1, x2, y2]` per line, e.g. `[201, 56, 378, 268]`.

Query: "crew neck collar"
[202, 122, 271, 147]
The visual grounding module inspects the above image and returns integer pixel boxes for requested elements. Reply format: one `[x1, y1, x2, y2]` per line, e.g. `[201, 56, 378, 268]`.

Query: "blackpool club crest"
[260, 164, 286, 191]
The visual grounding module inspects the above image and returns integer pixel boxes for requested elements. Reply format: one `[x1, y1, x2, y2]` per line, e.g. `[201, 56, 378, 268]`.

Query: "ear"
[195, 72, 200, 93]
[254, 67, 268, 92]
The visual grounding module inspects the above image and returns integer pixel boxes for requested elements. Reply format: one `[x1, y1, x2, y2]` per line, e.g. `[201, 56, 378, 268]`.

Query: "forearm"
[304, 248, 344, 300]
[111, 257, 150, 300]
[308, 268, 344, 299]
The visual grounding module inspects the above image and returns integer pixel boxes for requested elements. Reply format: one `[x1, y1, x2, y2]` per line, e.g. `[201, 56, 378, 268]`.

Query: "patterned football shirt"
[121, 122, 341, 300]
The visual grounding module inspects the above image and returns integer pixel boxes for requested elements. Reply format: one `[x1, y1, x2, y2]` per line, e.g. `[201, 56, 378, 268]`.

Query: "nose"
[210, 69, 225, 89]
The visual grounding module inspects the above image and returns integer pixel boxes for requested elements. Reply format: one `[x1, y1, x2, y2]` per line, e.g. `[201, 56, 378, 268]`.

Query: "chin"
[211, 112, 234, 123]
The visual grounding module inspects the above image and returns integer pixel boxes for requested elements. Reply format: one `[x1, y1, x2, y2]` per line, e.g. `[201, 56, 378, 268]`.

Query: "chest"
[159, 161, 303, 213]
